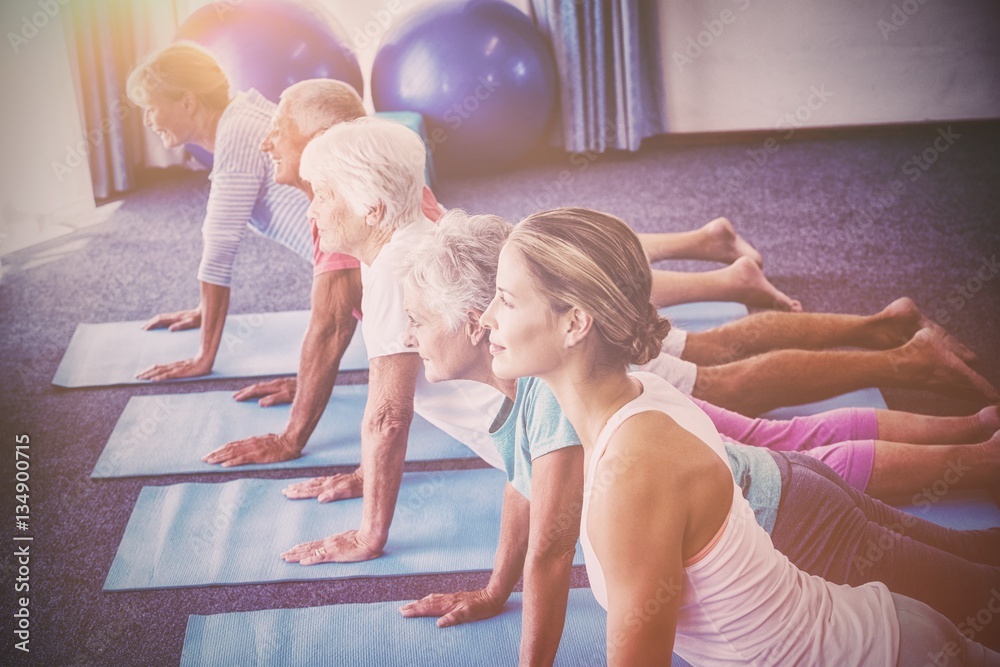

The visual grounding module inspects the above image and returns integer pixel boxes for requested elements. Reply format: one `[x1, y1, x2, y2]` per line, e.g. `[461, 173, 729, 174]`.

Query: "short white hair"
[279, 79, 365, 139]
[402, 209, 513, 331]
[299, 116, 425, 230]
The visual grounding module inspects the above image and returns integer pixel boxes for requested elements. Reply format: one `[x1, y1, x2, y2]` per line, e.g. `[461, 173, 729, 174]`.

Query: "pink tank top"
[579, 372, 899, 666]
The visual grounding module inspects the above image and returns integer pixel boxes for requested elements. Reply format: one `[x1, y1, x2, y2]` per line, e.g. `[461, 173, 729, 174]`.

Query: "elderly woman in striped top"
[124, 42, 362, 381]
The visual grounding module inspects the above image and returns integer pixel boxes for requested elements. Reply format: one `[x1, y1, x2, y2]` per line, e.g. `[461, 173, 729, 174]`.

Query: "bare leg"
[638, 217, 763, 266]
[650, 257, 801, 311]
[865, 432, 1000, 499]
[682, 296, 975, 366]
[875, 405, 1000, 444]
[694, 329, 1000, 416]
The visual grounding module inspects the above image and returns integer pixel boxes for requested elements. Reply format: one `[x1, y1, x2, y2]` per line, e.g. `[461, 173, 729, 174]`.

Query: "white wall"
[657, 0, 1000, 133]
[0, 0, 96, 255]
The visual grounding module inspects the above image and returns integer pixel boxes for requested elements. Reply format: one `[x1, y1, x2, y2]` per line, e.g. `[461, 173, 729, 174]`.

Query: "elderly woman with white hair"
[394, 209, 1000, 660]
[277, 116, 505, 563]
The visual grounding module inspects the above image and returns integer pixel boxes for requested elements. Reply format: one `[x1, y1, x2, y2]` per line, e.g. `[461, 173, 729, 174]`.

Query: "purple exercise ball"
[176, 0, 362, 167]
[371, 0, 557, 173]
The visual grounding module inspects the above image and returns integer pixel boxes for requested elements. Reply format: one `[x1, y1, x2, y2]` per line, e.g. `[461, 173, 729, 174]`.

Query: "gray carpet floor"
[1, 122, 998, 665]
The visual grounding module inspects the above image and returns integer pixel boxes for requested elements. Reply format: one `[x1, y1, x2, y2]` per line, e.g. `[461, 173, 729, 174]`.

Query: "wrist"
[356, 525, 388, 552]
[484, 579, 513, 605]
[194, 352, 217, 368]
[281, 427, 309, 453]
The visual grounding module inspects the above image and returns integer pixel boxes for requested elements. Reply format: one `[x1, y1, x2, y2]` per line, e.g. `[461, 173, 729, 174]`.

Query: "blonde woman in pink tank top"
[479, 207, 1000, 666]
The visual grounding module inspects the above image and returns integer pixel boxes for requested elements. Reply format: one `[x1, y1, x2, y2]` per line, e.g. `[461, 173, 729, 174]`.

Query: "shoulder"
[600, 410, 723, 499]
[213, 91, 272, 172]
[519, 377, 580, 454]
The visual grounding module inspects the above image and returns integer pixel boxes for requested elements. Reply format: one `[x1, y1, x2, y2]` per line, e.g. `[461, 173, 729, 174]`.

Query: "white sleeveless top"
[580, 372, 899, 666]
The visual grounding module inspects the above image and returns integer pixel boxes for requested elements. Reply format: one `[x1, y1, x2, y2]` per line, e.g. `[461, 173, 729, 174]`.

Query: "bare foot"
[878, 297, 977, 363]
[728, 256, 802, 311]
[974, 428, 1000, 486]
[977, 405, 1000, 439]
[900, 329, 1000, 403]
[703, 217, 764, 268]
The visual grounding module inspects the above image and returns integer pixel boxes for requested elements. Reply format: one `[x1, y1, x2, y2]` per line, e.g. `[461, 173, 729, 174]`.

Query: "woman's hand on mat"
[281, 472, 364, 503]
[141, 307, 202, 332]
[232, 376, 298, 406]
[281, 530, 382, 564]
[398, 590, 505, 627]
[135, 355, 214, 381]
[202, 433, 302, 467]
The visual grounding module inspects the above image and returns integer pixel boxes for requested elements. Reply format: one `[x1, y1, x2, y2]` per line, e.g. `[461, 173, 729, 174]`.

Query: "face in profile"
[402, 286, 482, 384]
[261, 102, 308, 186]
[142, 89, 194, 149]
[481, 245, 569, 381]
[305, 183, 363, 254]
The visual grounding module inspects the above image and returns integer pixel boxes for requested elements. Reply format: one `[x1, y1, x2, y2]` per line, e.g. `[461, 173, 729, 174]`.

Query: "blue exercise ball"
[371, 0, 557, 173]
[176, 0, 362, 167]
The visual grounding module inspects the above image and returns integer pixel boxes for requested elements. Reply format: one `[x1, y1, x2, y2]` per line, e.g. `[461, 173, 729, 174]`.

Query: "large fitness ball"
[176, 0, 362, 167]
[176, 0, 362, 101]
[371, 0, 557, 173]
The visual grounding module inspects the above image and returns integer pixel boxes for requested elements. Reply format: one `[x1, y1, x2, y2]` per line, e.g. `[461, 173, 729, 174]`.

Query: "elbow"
[364, 401, 415, 445]
[527, 521, 580, 569]
[309, 312, 358, 344]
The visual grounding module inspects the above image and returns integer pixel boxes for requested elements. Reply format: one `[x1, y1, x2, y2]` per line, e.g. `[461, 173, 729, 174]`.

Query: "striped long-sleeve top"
[197, 89, 312, 287]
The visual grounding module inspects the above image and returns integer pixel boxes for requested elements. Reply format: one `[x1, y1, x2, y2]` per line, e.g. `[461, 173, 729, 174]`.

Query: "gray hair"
[279, 79, 365, 139]
[299, 116, 426, 230]
[402, 209, 513, 331]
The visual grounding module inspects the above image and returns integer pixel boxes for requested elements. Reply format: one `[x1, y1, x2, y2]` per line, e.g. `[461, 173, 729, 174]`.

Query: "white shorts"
[635, 329, 697, 396]
[660, 327, 688, 357]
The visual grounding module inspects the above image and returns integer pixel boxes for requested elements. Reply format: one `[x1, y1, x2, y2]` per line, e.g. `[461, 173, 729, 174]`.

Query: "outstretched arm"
[138, 156, 262, 381]
[520, 446, 585, 666]
[137, 280, 229, 380]
[204, 268, 362, 466]
[593, 423, 687, 666]
[399, 482, 530, 626]
[281, 352, 420, 563]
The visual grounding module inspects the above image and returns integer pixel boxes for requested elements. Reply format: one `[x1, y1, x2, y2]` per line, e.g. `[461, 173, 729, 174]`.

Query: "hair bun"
[629, 303, 671, 366]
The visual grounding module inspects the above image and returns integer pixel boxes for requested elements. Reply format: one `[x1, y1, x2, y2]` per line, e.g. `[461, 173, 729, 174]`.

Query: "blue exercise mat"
[659, 301, 747, 332]
[92, 386, 478, 479]
[55, 303, 733, 388]
[52, 311, 368, 388]
[179, 591, 591, 666]
[180, 588, 693, 667]
[761, 386, 888, 420]
[892, 489, 1000, 530]
[104, 469, 585, 591]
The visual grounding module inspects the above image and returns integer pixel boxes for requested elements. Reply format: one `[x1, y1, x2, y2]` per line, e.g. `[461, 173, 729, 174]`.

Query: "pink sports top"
[579, 372, 899, 666]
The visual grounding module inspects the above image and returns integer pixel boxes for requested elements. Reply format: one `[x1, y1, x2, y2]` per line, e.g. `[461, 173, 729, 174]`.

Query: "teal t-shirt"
[486, 377, 783, 534]
[488, 376, 581, 500]
[724, 442, 782, 534]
